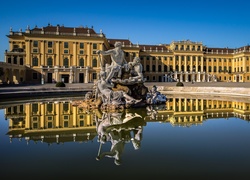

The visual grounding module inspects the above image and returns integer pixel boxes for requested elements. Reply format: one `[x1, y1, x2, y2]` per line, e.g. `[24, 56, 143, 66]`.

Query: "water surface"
[1, 95, 250, 179]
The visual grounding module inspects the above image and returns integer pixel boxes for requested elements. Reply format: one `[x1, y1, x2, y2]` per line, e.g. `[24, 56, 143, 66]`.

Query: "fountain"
[72, 41, 167, 110]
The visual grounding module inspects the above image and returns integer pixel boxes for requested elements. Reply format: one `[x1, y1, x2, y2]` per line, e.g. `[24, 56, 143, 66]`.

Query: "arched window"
[198, 65, 201, 72]
[214, 66, 217, 72]
[32, 57, 38, 66]
[158, 65, 162, 72]
[92, 58, 97, 67]
[169, 65, 173, 72]
[181, 65, 184, 72]
[47, 57, 53, 66]
[152, 65, 156, 72]
[146, 65, 150, 71]
[64, 58, 69, 68]
[209, 66, 212, 72]
[79, 58, 84, 67]
[164, 65, 168, 72]
[175, 65, 179, 71]
[204, 66, 207, 72]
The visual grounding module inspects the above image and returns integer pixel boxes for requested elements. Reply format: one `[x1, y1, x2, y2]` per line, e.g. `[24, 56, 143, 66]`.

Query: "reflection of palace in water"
[4, 97, 250, 144]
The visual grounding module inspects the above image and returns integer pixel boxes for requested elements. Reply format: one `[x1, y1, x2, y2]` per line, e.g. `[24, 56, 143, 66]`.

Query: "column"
[55, 103, 60, 128]
[56, 41, 60, 66]
[201, 56, 204, 72]
[195, 56, 198, 72]
[185, 72, 188, 82]
[73, 106, 77, 127]
[25, 103, 31, 130]
[180, 72, 183, 82]
[73, 42, 77, 66]
[87, 43, 92, 66]
[40, 103, 45, 129]
[41, 40, 45, 65]
[184, 56, 187, 72]
[25, 40, 31, 66]
[197, 72, 201, 82]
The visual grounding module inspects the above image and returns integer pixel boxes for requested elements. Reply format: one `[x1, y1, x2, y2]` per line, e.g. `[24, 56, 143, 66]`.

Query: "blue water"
[1, 97, 250, 179]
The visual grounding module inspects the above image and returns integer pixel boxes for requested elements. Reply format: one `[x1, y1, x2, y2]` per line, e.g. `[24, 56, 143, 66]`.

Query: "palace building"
[2, 24, 250, 84]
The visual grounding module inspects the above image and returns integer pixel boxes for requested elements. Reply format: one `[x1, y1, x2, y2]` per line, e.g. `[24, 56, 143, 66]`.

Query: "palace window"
[47, 104, 53, 113]
[80, 43, 84, 49]
[164, 65, 167, 72]
[63, 58, 69, 68]
[152, 65, 156, 72]
[32, 103, 38, 113]
[32, 57, 38, 66]
[214, 66, 217, 72]
[181, 65, 184, 71]
[33, 48, 38, 53]
[158, 65, 162, 72]
[209, 66, 212, 72]
[79, 50, 84, 54]
[64, 42, 68, 48]
[93, 43, 97, 49]
[79, 58, 84, 66]
[93, 73, 97, 80]
[181, 56, 184, 61]
[63, 103, 69, 112]
[33, 41, 38, 47]
[48, 41, 53, 48]
[48, 49, 53, 54]
[92, 58, 97, 67]
[169, 65, 173, 71]
[47, 57, 53, 67]
[146, 65, 150, 71]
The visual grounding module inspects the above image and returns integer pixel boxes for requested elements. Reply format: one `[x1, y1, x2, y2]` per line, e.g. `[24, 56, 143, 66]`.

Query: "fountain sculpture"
[73, 41, 167, 110]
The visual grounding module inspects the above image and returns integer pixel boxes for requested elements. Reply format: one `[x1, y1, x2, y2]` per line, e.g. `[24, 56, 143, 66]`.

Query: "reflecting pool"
[1, 94, 250, 179]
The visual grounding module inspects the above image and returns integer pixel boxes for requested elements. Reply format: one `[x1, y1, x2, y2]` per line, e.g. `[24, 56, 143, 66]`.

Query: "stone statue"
[96, 71, 141, 106]
[128, 57, 144, 82]
[97, 41, 128, 82]
[146, 85, 167, 105]
[95, 110, 145, 165]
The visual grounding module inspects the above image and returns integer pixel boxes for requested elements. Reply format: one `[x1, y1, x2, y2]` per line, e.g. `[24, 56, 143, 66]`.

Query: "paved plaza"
[1, 82, 250, 98]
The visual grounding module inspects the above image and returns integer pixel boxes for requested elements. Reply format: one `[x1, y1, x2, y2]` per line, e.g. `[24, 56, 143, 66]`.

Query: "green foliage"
[55, 82, 66, 87]
[176, 82, 184, 87]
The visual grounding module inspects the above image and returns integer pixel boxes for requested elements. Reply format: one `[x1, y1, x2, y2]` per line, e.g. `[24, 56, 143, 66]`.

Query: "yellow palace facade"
[2, 24, 250, 84]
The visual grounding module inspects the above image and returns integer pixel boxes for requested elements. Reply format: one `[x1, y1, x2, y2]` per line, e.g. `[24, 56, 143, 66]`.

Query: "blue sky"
[1, 0, 250, 61]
